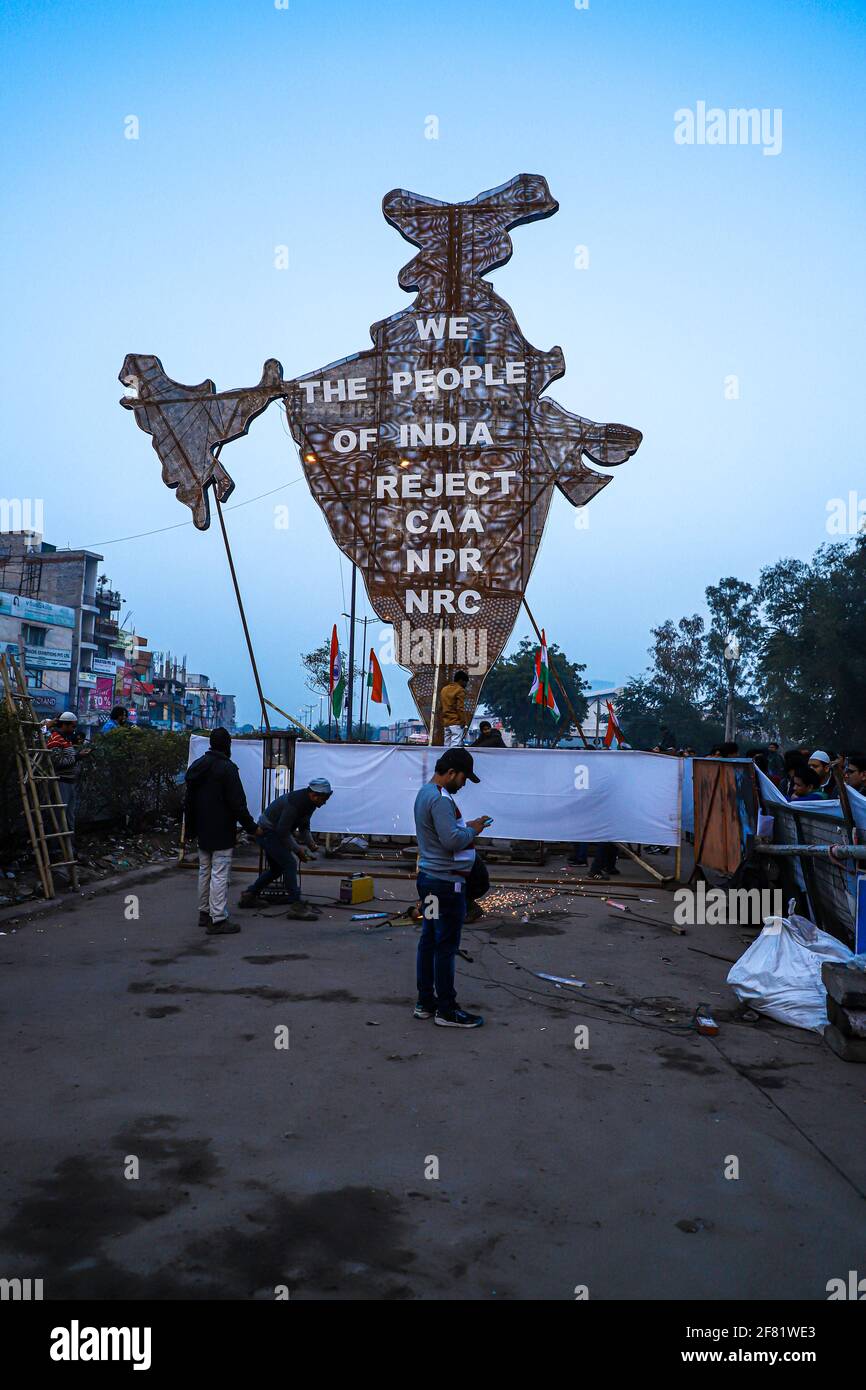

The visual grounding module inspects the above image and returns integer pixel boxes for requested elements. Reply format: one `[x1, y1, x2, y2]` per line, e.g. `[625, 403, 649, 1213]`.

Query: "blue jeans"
[416, 872, 466, 1011]
[248, 830, 301, 901]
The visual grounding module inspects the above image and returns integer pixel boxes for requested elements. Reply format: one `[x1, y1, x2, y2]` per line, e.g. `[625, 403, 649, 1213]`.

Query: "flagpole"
[359, 617, 370, 739]
[522, 598, 591, 749]
[361, 639, 370, 742]
[346, 566, 357, 741]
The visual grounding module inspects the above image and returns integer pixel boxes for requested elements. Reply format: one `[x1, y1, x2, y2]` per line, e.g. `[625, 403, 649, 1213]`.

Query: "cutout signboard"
[120, 174, 642, 729]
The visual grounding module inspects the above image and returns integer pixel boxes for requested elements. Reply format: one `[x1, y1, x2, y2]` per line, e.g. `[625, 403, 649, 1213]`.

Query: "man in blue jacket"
[413, 747, 491, 1028]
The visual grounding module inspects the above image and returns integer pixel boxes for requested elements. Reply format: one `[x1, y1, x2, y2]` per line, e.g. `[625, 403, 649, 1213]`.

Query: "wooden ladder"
[0, 652, 79, 897]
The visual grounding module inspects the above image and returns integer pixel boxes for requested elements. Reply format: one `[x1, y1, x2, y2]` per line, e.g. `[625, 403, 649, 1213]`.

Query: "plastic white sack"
[727, 908, 853, 1033]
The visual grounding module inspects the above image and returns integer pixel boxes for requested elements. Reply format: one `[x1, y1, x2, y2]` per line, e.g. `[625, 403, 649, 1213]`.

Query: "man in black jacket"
[472, 720, 506, 748]
[185, 728, 261, 935]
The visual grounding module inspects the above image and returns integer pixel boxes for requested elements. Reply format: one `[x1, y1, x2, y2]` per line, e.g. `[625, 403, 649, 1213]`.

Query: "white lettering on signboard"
[375, 470, 517, 500]
[390, 363, 525, 395]
[414, 317, 469, 339]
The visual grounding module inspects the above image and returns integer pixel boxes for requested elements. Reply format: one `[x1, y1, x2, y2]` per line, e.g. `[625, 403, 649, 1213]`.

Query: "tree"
[301, 642, 331, 699]
[617, 612, 722, 751]
[757, 536, 866, 749]
[480, 637, 588, 746]
[648, 615, 707, 703]
[301, 641, 363, 740]
[617, 677, 724, 752]
[704, 577, 760, 738]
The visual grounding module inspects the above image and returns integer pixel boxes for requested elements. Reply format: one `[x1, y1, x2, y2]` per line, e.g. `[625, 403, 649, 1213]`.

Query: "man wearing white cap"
[46, 710, 92, 848]
[239, 777, 333, 920]
[808, 750, 834, 796]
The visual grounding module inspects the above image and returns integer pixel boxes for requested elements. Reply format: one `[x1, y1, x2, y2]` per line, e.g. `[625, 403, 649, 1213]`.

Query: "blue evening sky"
[2, 0, 864, 723]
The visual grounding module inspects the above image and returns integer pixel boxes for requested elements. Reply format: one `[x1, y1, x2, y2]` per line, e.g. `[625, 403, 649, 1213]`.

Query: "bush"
[77, 728, 189, 830]
[0, 707, 25, 852]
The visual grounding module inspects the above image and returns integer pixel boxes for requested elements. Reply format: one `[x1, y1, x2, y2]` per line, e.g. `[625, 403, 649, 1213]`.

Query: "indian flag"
[367, 648, 391, 715]
[603, 700, 625, 748]
[329, 624, 346, 720]
[529, 629, 560, 720]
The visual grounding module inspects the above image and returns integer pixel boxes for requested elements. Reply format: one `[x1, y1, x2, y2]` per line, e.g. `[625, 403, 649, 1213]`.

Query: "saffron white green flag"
[528, 629, 560, 720]
[329, 624, 346, 721]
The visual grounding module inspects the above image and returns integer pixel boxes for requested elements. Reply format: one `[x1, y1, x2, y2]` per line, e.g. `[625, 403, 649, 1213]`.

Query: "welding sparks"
[481, 886, 564, 919]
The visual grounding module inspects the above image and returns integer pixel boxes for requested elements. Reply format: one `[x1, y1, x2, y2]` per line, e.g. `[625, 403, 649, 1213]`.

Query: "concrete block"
[823, 1022, 866, 1063]
[821, 961, 866, 1010]
[826, 995, 866, 1039]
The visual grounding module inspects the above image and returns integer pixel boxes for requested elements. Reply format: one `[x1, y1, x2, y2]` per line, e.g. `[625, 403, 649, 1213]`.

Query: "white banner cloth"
[188, 739, 683, 844]
[300, 744, 682, 845]
[188, 735, 266, 816]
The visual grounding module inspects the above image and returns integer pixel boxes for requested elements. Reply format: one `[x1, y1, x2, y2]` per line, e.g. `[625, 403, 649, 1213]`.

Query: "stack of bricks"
[822, 961, 866, 1062]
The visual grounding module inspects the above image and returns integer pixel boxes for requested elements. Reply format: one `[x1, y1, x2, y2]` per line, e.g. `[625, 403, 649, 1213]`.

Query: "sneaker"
[238, 892, 260, 909]
[413, 1003, 435, 1019]
[207, 919, 240, 935]
[285, 901, 319, 921]
[198, 911, 212, 928]
[434, 1008, 484, 1028]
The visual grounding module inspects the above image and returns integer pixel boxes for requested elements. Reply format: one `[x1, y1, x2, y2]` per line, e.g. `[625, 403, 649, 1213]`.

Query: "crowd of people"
[696, 740, 866, 803]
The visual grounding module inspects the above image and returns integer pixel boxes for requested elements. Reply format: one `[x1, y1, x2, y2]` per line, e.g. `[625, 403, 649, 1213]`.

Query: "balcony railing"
[95, 586, 121, 606]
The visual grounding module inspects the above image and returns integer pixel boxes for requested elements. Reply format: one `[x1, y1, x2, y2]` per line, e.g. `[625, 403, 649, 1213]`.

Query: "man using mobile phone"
[412, 747, 490, 1028]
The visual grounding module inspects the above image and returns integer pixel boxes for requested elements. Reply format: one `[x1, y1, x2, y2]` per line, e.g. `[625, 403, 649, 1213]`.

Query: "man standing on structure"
[438, 669, 469, 747]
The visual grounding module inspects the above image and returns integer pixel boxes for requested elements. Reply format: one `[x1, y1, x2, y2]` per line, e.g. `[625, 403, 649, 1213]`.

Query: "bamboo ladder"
[0, 652, 79, 897]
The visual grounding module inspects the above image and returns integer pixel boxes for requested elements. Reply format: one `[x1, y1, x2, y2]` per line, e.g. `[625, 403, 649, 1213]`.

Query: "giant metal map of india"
[119, 174, 642, 729]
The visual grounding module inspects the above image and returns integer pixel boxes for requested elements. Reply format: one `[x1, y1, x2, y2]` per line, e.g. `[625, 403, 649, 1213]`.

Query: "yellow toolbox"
[339, 874, 374, 904]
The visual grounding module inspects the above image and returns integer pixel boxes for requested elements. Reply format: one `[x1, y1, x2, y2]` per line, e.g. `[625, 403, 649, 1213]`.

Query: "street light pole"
[723, 632, 740, 743]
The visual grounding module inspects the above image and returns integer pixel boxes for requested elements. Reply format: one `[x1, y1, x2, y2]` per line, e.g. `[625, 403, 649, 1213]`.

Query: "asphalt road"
[0, 860, 863, 1300]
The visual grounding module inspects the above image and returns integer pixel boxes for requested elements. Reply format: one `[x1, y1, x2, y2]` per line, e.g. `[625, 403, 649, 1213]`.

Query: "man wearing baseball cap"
[239, 777, 332, 920]
[413, 747, 491, 1028]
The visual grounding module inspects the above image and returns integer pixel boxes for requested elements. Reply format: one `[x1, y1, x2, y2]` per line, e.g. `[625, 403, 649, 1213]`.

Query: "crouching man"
[239, 777, 332, 921]
[414, 748, 491, 1028]
[185, 728, 262, 935]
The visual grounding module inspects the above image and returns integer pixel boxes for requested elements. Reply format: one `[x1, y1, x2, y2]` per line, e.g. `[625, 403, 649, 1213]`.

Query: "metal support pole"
[359, 616, 371, 738]
[214, 488, 271, 735]
[755, 843, 866, 861]
[346, 566, 357, 741]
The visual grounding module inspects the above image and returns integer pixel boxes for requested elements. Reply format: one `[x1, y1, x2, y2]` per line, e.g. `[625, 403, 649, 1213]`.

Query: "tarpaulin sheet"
[755, 767, 866, 940]
[188, 740, 683, 844]
[295, 743, 683, 845]
[188, 735, 266, 816]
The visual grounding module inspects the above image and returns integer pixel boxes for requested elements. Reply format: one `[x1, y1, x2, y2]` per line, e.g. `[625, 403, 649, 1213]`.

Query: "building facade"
[0, 530, 237, 730]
